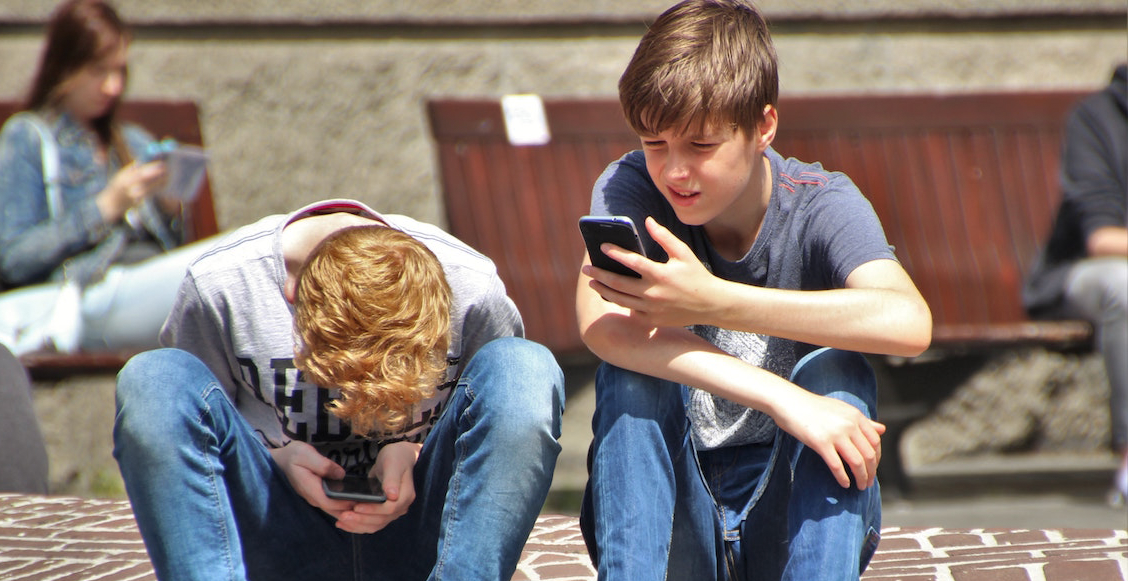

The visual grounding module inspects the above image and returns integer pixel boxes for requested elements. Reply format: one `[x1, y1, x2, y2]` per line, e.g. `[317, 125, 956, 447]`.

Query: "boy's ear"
[284, 275, 298, 304]
[756, 104, 778, 151]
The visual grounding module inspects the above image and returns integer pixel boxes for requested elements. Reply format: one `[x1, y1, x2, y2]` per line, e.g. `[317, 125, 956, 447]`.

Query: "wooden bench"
[428, 91, 1093, 357]
[0, 100, 217, 380]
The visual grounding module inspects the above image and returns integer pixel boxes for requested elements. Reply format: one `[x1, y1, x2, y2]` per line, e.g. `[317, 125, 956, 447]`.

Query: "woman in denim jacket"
[0, 0, 207, 355]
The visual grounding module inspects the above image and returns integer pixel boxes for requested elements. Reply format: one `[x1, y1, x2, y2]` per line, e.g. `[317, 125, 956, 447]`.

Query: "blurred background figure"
[0, 0, 208, 356]
[0, 343, 49, 494]
[1024, 64, 1128, 502]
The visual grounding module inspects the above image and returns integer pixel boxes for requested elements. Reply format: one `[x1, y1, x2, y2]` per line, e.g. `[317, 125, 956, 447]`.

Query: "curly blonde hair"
[293, 225, 452, 437]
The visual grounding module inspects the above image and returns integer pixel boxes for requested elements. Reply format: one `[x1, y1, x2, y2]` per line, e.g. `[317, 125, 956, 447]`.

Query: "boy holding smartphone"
[575, 1, 932, 580]
[114, 199, 564, 580]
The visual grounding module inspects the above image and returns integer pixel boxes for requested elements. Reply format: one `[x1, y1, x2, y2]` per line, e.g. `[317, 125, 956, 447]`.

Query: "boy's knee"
[790, 348, 876, 412]
[472, 337, 564, 416]
[120, 347, 202, 380]
[115, 349, 222, 455]
[116, 348, 214, 418]
[487, 336, 562, 380]
[594, 364, 682, 417]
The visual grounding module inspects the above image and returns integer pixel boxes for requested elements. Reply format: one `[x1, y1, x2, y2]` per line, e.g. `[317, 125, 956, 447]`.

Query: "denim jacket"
[0, 110, 182, 289]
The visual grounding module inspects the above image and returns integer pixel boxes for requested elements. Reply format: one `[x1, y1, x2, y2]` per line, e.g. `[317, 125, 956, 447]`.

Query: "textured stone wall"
[902, 350, 1112, 466]
[1, 0, 1123, 21]
[0, 1, 1123, 229]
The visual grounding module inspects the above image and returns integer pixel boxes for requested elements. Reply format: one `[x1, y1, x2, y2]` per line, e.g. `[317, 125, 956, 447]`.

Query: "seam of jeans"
[723, 541, 739, 580]
[663, 502, 676, 581]
[734, 430, 785, 527]
[433, 386, 474, 580]
[351, 534, 362, 580]
[197, 384, 238, 580]
[859, 525, 881, 574]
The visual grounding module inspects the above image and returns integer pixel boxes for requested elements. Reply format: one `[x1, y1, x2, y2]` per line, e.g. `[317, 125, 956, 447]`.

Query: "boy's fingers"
[322, 498, 356, 514]
[817, 445, 852, 489]
[837, 443, 868, 490]
[644, 217, 686, 259]
[600, 243, 635, 266]
[849, 433, 879, 489]
[319, 461, 347, 480]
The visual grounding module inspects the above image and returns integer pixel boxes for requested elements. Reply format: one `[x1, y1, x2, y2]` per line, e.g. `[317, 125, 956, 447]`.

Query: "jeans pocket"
[859, 525, 881, 574]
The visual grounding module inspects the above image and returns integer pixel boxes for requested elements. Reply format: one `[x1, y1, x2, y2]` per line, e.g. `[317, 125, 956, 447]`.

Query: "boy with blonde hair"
[576, 1, 931, 579]
[115, 199, 564, 580]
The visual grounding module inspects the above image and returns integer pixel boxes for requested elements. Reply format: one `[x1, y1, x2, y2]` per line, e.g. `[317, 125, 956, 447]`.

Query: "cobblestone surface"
[1, 494, 1124, 580]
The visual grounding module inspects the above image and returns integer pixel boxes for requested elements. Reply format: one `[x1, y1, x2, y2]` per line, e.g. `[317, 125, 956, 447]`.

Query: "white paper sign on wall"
[501, 94, 551, 146]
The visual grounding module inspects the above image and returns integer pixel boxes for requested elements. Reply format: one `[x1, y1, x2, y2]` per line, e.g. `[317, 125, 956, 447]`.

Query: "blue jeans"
[579, 348, 881, 581]
[113, 337, 565, 581]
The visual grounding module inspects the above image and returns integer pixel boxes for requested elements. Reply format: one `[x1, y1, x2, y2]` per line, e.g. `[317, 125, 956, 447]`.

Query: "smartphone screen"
[322, 475, 386, 503]
[578, 215, 647, 278]
[156, 146, 208, 202]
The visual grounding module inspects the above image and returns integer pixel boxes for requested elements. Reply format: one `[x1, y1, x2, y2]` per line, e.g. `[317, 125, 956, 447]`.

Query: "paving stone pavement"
[0, 493, 1124, 581]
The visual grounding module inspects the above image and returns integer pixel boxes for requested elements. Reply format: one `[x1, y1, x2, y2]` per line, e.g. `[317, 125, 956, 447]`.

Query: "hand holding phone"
[322, 475, 386, 503]
[141, 137, 209, 202]
[578, 215, 648, 278]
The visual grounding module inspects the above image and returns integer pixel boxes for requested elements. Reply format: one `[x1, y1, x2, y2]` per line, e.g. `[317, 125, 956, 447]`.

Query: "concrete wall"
[1, 1, 1124, 230]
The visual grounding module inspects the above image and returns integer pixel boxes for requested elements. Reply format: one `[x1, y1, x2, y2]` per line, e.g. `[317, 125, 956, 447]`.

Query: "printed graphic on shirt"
[687, 325, 780, 449]
[237, 354, 460, 470]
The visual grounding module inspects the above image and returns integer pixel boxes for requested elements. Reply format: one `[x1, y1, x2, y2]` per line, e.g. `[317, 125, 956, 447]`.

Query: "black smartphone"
[578, 215, 648, 278]
[322, 475, 386, 503]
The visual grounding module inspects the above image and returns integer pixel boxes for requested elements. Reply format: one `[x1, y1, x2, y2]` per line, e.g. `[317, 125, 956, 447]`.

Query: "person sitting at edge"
[114, 198, 565, 581]
[575, 1, 932, 580]
[1024, 64, 1128, 504]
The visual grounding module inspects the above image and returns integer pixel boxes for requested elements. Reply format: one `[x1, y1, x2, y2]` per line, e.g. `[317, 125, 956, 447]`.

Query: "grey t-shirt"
[591, 148, 896, 450]
[160, 199, 523, 470]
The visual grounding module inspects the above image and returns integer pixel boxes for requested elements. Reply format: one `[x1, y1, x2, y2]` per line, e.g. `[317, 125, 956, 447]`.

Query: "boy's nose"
[663, 156, 690, 182]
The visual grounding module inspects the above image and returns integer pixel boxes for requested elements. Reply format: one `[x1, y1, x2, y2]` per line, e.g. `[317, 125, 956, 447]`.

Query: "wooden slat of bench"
[429, 92, 1092, 356]
[17, 351, 139, 381]
[881, 133, 955, 321]
[956, 128, 1022, 324]
[0, 100, 217, 378]
[774, 92, 1089, 131]
[771, 92, 1089, 341]
[932, 320, 1093, 347]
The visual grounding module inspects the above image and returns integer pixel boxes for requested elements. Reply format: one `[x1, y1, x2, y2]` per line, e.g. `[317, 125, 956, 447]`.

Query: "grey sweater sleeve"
[159, 271, 242, 403]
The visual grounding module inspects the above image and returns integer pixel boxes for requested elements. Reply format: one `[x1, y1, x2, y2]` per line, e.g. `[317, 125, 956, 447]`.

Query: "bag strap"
[24, 113, 118, 288]
[24, 113, 64, 220]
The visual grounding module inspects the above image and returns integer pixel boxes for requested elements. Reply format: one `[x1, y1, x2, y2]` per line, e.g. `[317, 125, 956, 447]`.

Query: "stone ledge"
[0, 494, 1123, 581]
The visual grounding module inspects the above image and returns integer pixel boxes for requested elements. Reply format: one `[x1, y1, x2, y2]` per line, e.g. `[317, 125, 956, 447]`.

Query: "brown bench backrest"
[1, 100, 217, 377]
[429, 91, 1091, 356]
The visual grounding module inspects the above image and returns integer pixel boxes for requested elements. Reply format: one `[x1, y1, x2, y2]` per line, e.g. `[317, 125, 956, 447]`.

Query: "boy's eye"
[641, 140, 666, 148]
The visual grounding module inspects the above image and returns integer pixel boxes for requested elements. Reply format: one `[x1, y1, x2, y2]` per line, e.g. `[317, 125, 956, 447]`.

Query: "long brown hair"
[25, 0, 131, 157]
[619, 0, 778, 138]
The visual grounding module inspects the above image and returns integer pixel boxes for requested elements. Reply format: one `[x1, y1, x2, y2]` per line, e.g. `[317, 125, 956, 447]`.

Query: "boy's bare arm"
[1087, 225, 1128, 257]
[586, 217, 932, 358]
[576, 216, 933, 489]
[577, 251, 885, 489]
